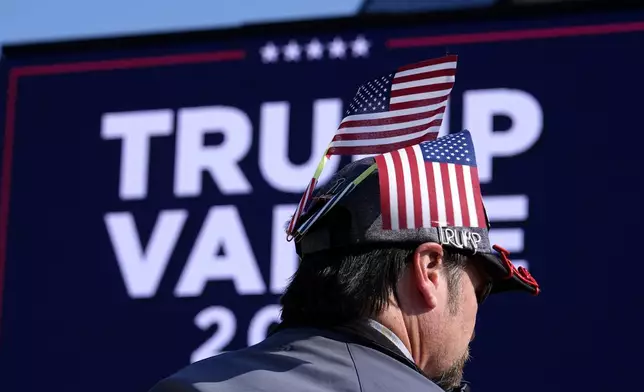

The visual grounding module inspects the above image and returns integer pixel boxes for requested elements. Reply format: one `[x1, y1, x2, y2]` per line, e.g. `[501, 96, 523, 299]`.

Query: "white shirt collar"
[366, 319, 414, 362]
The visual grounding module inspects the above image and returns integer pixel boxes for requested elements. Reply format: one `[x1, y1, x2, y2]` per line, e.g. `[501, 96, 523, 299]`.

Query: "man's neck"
[366, 319, 414, 361]
[373, 310, 417, 365]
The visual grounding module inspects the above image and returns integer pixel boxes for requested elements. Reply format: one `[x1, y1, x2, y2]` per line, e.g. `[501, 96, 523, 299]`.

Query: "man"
[148, 131, 540, 392]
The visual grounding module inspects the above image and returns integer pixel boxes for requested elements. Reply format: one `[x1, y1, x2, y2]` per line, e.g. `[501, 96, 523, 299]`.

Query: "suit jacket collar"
[271, 320, 471, 392]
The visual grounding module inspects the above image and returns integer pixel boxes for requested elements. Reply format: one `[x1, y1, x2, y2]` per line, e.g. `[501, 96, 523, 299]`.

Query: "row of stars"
[260, 36, 371, 63]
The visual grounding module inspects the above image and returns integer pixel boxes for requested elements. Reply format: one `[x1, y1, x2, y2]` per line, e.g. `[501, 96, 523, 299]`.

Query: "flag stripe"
[447, 163, 463, 227]
[391, 76, 455, 92]
[470, 166, 486, 227]
[440, 163, 454, 226]
[336, 111, 444, 135]
[391, 150, 408, 230]
[395, 59, 458, 77]
[456, 165, 471, 227]
[392, 68, 457, 85]
[399, 148, 417, 228]
[390, 82, 455, 98]
[390, 89, 452, 104]
[425, 160, 439, 227]
[338, 106, 445, 130]
[389, 95, 449, 111]
[375, 155, 392, 230]
[330, 125, 441, 147]
[384, 153, 400, 230]
[333, 119, 443, 141]
[328, 132, 438, 156]
[412, 145, 431, 227]
[407, 146, 424, 228]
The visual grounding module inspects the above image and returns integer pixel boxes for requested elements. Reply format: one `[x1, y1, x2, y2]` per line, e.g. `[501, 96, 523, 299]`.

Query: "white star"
[283, 40, 301, 62]
[328, 37, 346, 59]
[306, 39, 324, 60]
[260, 42, 279, 63]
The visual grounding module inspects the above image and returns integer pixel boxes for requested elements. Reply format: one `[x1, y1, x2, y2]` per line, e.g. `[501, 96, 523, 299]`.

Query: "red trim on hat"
[493, 244, 541, 295]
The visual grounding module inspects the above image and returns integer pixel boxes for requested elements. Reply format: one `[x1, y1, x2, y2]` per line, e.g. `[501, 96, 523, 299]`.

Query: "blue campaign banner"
[1, 7, 643, 392]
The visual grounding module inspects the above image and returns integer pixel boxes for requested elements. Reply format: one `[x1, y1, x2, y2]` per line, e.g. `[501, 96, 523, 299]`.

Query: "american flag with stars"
[375, 130, 486, 231]
[327, 54, 457, 155]
[286, 54, 457, 237]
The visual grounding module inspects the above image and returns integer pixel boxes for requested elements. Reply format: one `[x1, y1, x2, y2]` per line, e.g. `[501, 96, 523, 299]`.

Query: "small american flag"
[328, 55, 457, 156]
[375, 130, 486, 230]
[286, 176, 318, 236]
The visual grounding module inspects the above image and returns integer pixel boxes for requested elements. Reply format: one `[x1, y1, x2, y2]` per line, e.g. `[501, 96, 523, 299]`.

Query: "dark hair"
[279, 244, 469, 327]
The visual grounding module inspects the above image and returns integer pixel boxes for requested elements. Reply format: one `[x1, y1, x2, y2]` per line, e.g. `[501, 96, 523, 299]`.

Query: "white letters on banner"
[463, 88, 543, 184]
[101, 88, 542, 360]
[175, 106, 253, 197]
[101, 110, 174, 200]
[175, 206, 265, 297]
[104, 210, 187, 298]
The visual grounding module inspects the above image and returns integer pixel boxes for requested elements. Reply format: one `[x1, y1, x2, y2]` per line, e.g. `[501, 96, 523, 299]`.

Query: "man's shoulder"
[148, 328, 360, 392]
[147, 327, 441, 392]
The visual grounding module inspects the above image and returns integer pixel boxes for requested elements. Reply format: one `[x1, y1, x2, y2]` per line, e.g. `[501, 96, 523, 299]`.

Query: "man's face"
[430, 262, 488, 389]
[414, 254, 490, 390]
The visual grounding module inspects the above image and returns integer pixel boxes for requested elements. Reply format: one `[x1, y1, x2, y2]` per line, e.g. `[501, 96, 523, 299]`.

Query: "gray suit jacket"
[149, 325, 445, 392]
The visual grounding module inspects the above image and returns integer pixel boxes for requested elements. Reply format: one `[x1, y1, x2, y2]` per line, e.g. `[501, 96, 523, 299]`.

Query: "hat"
[294, 130, 539, 295]
[286, 55, 539, 296]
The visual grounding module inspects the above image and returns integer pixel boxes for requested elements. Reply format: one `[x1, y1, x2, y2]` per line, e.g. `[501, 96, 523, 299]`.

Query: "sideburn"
[446, 268, 464, 316]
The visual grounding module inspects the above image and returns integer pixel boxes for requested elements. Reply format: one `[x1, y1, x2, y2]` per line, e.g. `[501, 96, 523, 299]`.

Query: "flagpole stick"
[285, 145, 332, 240]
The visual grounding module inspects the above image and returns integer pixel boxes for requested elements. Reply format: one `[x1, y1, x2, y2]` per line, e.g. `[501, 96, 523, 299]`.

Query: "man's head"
[280, 241, 491, 389]
[282, 130, 539, 388]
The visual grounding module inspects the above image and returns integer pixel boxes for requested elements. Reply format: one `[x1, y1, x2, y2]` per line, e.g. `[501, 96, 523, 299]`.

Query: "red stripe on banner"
[391, 151, 407, 229]
[389, 82, 454, 98]
[338, 106, 445, 129]
[425, 162, 439, 227]
[470, 167, 486, 228]
[375, 155, 392, 230]
[0, 72, 18, 337]
[327, 132, 439, 156]
[393, 68, 456, 84]
[389, 95, 449, 111]
[332, 119, 442, 141]
[406, 147, 424, 228]
[396, 55, 458, 71]
[455, 165, 470, 228]
[386, 21, 644, 49]
[13, 50, 246, 76]
[440, 163, 454, 226]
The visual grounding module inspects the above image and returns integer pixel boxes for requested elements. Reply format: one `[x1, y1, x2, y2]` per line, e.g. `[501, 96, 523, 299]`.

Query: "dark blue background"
[1, 8, 643, 392]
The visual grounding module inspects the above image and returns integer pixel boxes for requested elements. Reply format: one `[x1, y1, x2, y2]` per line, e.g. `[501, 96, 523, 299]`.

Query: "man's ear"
[411, 242, 444, 310]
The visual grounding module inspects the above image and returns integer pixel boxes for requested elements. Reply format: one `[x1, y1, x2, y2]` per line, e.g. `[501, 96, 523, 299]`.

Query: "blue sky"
[0, 0, 363, 45]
